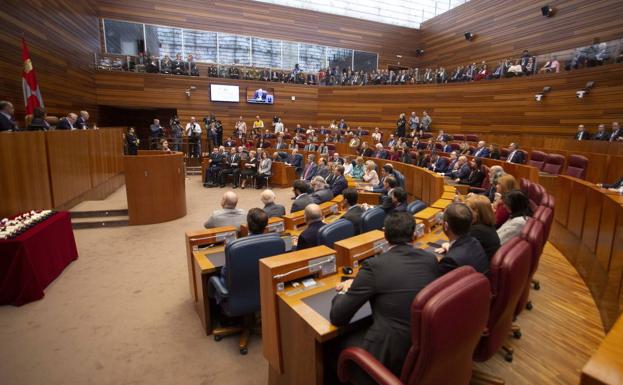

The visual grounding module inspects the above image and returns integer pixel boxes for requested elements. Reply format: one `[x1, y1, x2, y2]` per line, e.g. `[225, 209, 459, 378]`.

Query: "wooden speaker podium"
[123, 151, 186, 225]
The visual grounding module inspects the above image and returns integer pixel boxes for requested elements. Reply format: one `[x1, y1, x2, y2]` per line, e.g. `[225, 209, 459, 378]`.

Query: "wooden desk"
[581, 315, 623, 385]
[283, 211, 306, 230]
[414, 207, 443, 233]
[240, 217, 285, 237]
[441, 191, 457, 200]
[431, 198, 452, 210]
[271, 162, 296, 187]
[333, 230, 386, 268]
[192, 246, 226, 335]
[357, 191, 381, 205]
[124, 151, 186, 225]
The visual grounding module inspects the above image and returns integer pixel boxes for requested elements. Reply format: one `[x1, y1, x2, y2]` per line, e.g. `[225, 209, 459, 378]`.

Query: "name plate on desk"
[268, 222, 285, 233]
[215, 231, 237, 243]
[309, 255, 336, 276]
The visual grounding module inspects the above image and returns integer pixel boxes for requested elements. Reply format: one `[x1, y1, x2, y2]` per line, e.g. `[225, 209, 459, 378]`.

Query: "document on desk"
[301, 289, 371, 324]
[206, 251, 226, 268]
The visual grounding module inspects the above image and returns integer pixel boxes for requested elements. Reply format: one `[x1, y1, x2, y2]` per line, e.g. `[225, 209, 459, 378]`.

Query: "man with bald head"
[76, 110, 90, 130]
[473, 140, 490, 158]
[296, 204, 326, 250]
[449, 155, 471, 180]
[261, 189, 286, 218]
[57, 112, 78, 130]
[203, 191, 246, 230]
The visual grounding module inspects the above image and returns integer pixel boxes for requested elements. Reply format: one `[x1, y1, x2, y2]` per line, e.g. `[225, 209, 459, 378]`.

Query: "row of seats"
[527, 151, 589, 178]
[338, 180, 555, 384]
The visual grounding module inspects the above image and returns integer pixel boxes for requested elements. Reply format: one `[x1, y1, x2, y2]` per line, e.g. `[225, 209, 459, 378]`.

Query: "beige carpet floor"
[0, 176, 294, 385]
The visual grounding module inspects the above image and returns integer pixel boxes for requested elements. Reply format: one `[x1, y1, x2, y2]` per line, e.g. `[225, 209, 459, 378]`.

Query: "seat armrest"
[208, 276, 229, 298]
[338, 347, 403, 385]
[469, 187, 486, 193]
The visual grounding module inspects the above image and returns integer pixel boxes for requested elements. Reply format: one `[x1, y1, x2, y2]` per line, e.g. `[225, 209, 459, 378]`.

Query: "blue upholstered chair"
[361, 207, 385, 232]
[317, 219, 355, 248]
[208, 233, 285, 354]
[407, 200, 427, 215]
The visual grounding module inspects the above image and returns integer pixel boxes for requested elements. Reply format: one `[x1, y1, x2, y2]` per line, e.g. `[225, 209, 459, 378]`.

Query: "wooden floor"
[472, 242, 604, 385]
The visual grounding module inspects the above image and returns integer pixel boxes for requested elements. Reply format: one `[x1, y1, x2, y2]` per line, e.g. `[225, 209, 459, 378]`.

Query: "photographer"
[185, 117, 202, 158]
[169, 116, 183, 152]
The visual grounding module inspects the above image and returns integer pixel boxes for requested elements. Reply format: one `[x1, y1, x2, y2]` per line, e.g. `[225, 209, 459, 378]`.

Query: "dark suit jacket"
[507, 150, 525, 164]
[575, 131, 590, 140]
[297, 221, 325, 250]
[263, 203, 286, 218]
[610, 129, 621, 142]
[439, 234, 489, 275]
[469, 223, 501, 260]
[603, 177, 623, 189]
[330, 244, 440, 376]
[360, 148, 374, 157]
[429, 157, 448, 173]
[0, 113, 17, 131]
[288, 154, 303, 172]
[331, 175, 348, 196]
[301, 163, 318, 181]
[75, 117, 88, 130]
[311, 188, 333, 204]
[374, 150, 388, 159]
[441, 144, 452, 153]
[461, 168, 485, 187]
[593, 131, 610, 141]
[291, 193, 313, 213]
[473, 147, 490, 158]
[342, 205, 364, 234]
[56, 118, 73, 130]
[452, 163, 471, 180]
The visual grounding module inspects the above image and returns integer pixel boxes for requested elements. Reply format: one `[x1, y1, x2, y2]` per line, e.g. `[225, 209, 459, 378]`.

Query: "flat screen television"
[210, 84, 240, 102]
[246, 87, 275, 104]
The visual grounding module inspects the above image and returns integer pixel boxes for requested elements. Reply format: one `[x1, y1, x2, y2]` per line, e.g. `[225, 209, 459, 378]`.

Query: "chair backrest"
[500, 148, 510, 160]
[317, 219, 355, 248]
[401, 266, 490, 385]
[520, 219, 546, 278]
[480, 165, 491, 189]
[473, 237, 531, 362]
[393, 169, 406, 188]
[407, 200, 427, 215]
[466, 134, 479, 142]
[533, 205, 554, 240]
[224, 234, 285, 316]
[542, 154, 565, 175]
[528, 183, 546, 206]
[527, 150, 547, 170]
[565, 154, 589, 179]
[361, 207, 386, 232]
[519, 178, 531, 195]
[420, 133, 432, 139]
[453, 134, 465, 141]
[540, 193, 555, 210]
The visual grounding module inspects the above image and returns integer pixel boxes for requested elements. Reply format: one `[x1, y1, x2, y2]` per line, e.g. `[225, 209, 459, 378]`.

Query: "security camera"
[189, 86, 197, 91]
[576, 90, 586, 99]
[185, 90, 191, 97]
[535, 94, 543, 102]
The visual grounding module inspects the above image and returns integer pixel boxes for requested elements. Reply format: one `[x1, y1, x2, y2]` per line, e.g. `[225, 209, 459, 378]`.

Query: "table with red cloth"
[0, 212, 78, 306]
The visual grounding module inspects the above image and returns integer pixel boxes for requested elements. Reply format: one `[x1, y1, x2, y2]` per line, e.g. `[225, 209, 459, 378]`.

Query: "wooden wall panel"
[0, 0, 100, 124]
[418, 0, 623, 68]
[96, 0, 422, 68]
[318, 64, 623, 137]
[0, 132, 52, 217]
[46, 131, 94, 207]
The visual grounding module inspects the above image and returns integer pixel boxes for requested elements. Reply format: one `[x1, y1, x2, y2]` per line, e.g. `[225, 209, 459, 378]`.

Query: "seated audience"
[341, 189, 364, 234]
[330, 165, 348, 197]
[459, 158, 485, 186]
[493, 174, 519, 227]
[506, 142, 525, 164]
[296, 204, 325, 250]
[489, 143, 501, 160]
[448, 155, 470, 180]
[76, 110, 90, 129]
[342, 156, 353, 176]
[27, 106, 50, 131]
[285, 148, 303, 174]
[301, 154, 318, 181]
[381, 187, 408, 213]
[438, 203, 489, 275]
[414, 150, 429, 168]
[57, 113, 77, 130]
[362, 160, 380, 186]
[255, 151, 272, 189]
[261, 189, 286, 218]
[160, 139, 172, 153]
[316, 157, 331, 179]
[371, 127, 382, 143]
[428, 152, 448, 173]
[593, 124, 610, 141]
[464, 194, 501, 259]
[473, 141, 490, 158]
[497, 190, 532, 245]
[539, 56, 560, 73]
[0, 101, 17, 132]
[240, 150, 258, 189]
[575, 124, 591, 140]
[350, 157, 365, 179]
[329, 212, 440, 379]
[291, 180, 313, 213]
[359, 142, 373, 157]
[203, 191, 246, 231]
[310, 176, 333, 204]
[372, 143, 387, 159]
[610, 122, 621, 141]
[481, 165, 505, 202]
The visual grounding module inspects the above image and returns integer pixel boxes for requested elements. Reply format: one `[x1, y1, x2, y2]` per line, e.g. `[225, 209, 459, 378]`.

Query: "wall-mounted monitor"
[210, 84, 240, 102]
[246, 87, 275, 104]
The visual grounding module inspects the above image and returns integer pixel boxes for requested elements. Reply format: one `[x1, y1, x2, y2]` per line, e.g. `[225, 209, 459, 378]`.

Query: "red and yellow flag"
[22, 37, 44, 115]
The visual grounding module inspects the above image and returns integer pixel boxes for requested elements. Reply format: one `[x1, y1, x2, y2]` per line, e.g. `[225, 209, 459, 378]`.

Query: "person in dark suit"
[329, 212, 440, 379]
[372, 143, 388, 159]
[473, 141, 491, 158]
[593, 124, 610, 141]
[286, 149, 303, 175]
[217, 147, 241, 187]
[301, 154, 318, 181]
[75, 111, 90, 130]
[450, 156, 471, 180]
[435, 130, 449, 142]
[428, 152, 449, 173]
[359, 142, 374, 157]
[261, 189, 286, 218]
[438, 203, 489, 275]
[291, 179, 313, 213]
[394, 113, 406, 137]
[296, 204, 326, 250]
[57, 113, 77, 130]
[598, 176, 623, 190]
[440, 140, 452, 153]
[27, 106, 50, 131]
[575, 124, 591, 140]
[381, 187, 408, 214]
[341, 189, 364, 234]
[126, 127, 139, 155]
[610, 122, 622, 142]
[330, 165, 348, 197]
[506, 143, 525, 164]
[459, 158, 485, 187]
[465, 195, 501, 260]
[310, 176, 333, 204]
[0, 101, 17, 132]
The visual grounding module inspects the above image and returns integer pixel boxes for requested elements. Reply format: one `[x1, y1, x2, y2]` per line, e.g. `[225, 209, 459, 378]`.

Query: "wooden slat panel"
[46, 131, 93, 207]
[0, 132, 52, 217]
